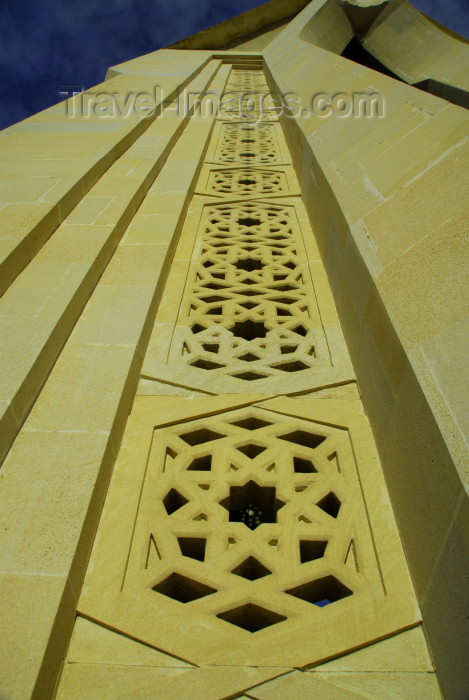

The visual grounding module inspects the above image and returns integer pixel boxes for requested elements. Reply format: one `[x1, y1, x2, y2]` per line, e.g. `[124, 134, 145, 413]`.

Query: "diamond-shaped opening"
[238, 217, 261, 227]
[285, 575, 352, 607]
[153, 573, 215, 602]
[317, 492, 341, 518]
[275, 360, 309, 372]
[163, 489, 188, 515]
[201, 295, 225, 303]
[221, 480, 284, 530]
[232, 556, 271, 580]
[235, 258, 264, 272]
[276, 308, 292, 316]
[217, 603, 286, 632]
[279, 430, 325, 450]
[293, 456, 317, 473]
[231, 417, 272, 431]
[300, 540, 328, 563]
[187, 454, 212, 471]
[179, 428, 224, 446]
[239, 179, 256, 186]
[190, 359, 225, 370]
[236, 443, 266, 459]
[231, 320, 267, 341]
[178, 537, 206, 561]
[238, 352, 260, 362]
[232, 371, 268, 381]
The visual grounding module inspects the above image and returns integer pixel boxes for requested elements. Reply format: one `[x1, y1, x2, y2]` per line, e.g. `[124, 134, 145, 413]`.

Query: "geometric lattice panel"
[212, 123, 282, 164]
[142, 199, 353, 394]
[78, 396, 419, 669]
[226, 69, 267, 92]
[205, 167, 289, 196]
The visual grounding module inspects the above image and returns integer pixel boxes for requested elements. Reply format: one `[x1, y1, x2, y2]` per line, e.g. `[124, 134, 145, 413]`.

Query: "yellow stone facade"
[0, 1, 468, 698]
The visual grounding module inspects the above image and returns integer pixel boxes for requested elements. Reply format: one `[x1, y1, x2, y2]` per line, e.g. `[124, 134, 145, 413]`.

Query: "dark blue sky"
[0, 0, 468, 131]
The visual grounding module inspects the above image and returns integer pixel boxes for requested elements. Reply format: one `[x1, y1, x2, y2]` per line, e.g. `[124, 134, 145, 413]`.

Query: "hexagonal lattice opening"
[153, 573, 216, 602]
[163, 489, 188, 515]
[279, 430, 326, 450]
[299, 540, 328, 563]
[187, 455, 212, 471]
[285, 575, 352, 607]
[293, 456, 317, 473]
[179, 428, 224, 446]
[317, 492, 341, 518]
[217, 603, 286, 632]
[221, 480, 284, 530]
[177, 537, 206, 561]
[232, 557, 271, 580]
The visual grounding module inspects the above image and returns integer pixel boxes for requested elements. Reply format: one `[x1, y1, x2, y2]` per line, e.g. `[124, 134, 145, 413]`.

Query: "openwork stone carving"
[214, 123, 281, 163]
[206, 167, 289, 196]
[142, 198, 353, 394]
[78, 397, 419, 668]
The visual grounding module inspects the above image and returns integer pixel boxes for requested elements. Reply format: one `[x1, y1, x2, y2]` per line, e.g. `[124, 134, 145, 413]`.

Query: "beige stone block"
[366, 105, 469, 197]
[382, 359, 464, 598]
[69, 285, 155, 346]
[67, 617, 193, 667]
[361, 141, 469, 267]
[376, 211, 469, 350]
[36, 223, 117, 267]
[312, 626, 434, 672]
[122, 213, 181, 246]
[26, 343, 138, 433]
[0, 430, 109, 585]
[66, 195, 114, 225]
[57, 662, 286, 700]
[99, 244, 168, 286]
[0, 573, 77, 700]
[420, 315, 469, 450]
[420, 492, 469, 700]
[308, 671, 442, 699]
[249, 670, 363, 699]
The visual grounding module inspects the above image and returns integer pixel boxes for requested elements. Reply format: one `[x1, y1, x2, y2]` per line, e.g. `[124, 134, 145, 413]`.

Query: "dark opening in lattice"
[231, 319, 267, 340]
[187, 455, 212, 471]
[232, 371, 268, 381]
[275, 360, 309, 372]
[190, 359, 225, 370]
[317, 492, 341, 518]
[285, 575, 352, 607]
[177, 537, 206, 561]
[221, 480, 284, 530]
[238, 217, 261, 227]
[163, 489, 188, 515]
[279, 430, 326, 449]
[179, 428, 224, 446]
[236, 443, 266, 459]
[153, 573, 216, 602]
[293, 456, 317, 473]
[232, 556, 271, 580]
[231, 416, 272, 431]
[217, 603, 286, 632]
[235, 258, 264, 272]
[299, 540, 328, 562]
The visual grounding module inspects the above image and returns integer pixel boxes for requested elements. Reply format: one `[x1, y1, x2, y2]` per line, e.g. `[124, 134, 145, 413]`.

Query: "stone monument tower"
[0, 0, 468, 698]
